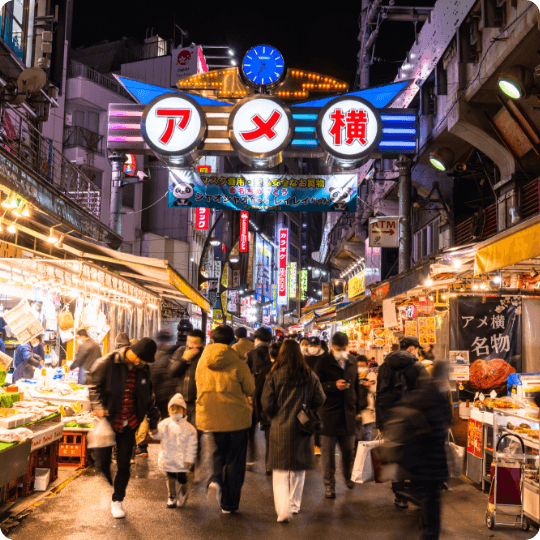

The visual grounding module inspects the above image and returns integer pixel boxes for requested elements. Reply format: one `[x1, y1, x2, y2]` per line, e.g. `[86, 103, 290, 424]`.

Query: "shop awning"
[474, 214, 540, 276]
[387, 263, 431, 299]
[299, 312, 316, 325]
[54, 235, 210, 313]
[334, 295, 373, 322]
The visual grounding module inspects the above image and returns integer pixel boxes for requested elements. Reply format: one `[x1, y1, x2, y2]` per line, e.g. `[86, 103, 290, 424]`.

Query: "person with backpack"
[375, 336, 428, 509]
[245, 327, 273, 468]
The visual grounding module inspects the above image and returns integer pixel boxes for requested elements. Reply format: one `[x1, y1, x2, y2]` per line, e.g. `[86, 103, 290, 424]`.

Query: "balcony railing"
[454, 203, 497, 246]
[1, 104, 101, 218]
[67, 61, 132, 100]
[64, 126, 104, 155]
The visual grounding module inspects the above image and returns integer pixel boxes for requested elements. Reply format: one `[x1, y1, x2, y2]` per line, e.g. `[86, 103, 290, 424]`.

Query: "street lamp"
[429, 146, 454, 172]
[209, 237, 222, 247]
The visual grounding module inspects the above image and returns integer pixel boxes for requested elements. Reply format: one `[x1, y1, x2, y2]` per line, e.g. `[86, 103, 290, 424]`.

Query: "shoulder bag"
[297, 383, 323, 435]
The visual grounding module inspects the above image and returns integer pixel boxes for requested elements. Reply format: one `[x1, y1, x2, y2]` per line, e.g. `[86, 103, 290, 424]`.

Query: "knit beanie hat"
[168, 393, 187, 410]
[130, 337, 157, 363]
[115, 332, 130, 348]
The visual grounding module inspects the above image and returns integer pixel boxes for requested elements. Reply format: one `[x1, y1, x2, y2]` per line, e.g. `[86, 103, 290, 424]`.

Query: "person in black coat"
[390, 361, 453, 540]
[168, 329, 206, 428]
[254, 342, 282, 475]
[376, 336, 429, 508]
[245, 326, 273, 466]
[314, 331, 360, 499]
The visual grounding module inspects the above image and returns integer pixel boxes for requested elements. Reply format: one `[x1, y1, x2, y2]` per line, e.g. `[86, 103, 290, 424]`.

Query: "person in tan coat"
[232, 327, 255, 359]
[195, 324, 255, 514]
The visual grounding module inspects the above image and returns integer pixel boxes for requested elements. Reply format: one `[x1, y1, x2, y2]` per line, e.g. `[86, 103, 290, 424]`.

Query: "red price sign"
[240, 211, 249, 252]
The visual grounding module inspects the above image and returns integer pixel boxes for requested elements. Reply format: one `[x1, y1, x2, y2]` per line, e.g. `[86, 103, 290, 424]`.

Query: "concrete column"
[397, 155, 412, 274]
[108, 152, 127, 236]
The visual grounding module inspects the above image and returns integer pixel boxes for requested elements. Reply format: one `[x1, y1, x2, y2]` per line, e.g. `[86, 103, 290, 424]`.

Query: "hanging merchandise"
[3, 300, 45, 344]
[57, 306, 75, 331]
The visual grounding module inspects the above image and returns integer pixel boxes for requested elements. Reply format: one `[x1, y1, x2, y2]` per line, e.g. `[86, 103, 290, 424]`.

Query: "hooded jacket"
[232, 338, 255, 360]
[154, 415, 198, 473]
[375, 350, 427, 431]
[195, 343, 255, 432]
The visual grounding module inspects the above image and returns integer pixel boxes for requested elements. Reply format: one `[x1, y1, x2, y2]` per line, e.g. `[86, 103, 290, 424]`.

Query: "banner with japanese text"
[278, 229, 288, 305]
[195, 208, 209, 230]
[240, 211, 249, 252]
[450, 296, 521, 394]
[168, 170, 357, 212]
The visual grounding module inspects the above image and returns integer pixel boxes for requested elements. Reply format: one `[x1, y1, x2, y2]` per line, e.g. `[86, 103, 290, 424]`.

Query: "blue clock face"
[242, 45, 285, 87]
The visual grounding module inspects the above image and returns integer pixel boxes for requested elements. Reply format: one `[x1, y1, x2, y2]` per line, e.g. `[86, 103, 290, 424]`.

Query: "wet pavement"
[3, 431, 539, 540]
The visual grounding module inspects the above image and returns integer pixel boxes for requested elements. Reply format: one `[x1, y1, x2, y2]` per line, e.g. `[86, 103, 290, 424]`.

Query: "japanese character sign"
[317, 96, 382, 166]
[450, 296, 522, 393]
[141, 93, 206, 155]
[278, 228, 288, 305]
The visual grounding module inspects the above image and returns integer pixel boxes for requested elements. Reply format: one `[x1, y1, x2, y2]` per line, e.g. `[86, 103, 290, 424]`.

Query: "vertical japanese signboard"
[289, 262, 297, 299]
[240, 211, 249, 252]
[278, 229, 288, 305]
[450, 296, 521, 394]
[299, 269, 308, 301]
[195, 208, 209, 230]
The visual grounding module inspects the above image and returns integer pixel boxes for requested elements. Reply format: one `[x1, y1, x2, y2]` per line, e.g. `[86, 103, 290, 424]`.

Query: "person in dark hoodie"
[168, 329, 206, 428]
[245, 326, 273, 467]
[376, 336, 429, 509]
[304, 336, 325, 370]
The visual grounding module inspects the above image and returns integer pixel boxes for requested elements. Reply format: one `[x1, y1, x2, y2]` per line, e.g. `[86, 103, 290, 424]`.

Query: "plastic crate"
[59, 432, 88, 468]
[17, 475, 35, 497]
[3, 479, 18, 502]
[37, 441, 59, 469]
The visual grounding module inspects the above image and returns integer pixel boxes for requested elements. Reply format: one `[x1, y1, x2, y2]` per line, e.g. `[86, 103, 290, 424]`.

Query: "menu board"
[418, 317, 436, 345]
[405, 320, 417, 337]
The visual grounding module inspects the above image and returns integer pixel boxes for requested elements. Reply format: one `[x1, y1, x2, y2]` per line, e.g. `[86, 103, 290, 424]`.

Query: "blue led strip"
[292, 114, 318, 121]
[291, 139, 318, 146]
[294, 126, 316, 133]
[379, 141, 416, 149]
[382, 128, 417, 135]
[380, 114, 416, 123]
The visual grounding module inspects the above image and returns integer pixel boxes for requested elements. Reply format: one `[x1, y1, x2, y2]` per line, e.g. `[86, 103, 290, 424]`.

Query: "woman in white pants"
[261, 340, 326, 522]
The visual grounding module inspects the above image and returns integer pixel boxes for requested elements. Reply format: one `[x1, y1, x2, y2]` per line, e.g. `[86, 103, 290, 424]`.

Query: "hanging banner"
[299, 269, 308, 301]
[195, 208, 209, 230]
[289, 262, 297, 299]
[168, 170, 357, 212]
[348, 270, 366, 299]
[278, 229, 288, 305]
[240, 211, 249, 252]
[171, 45, 200, 86]
[450, 296, 521, 394]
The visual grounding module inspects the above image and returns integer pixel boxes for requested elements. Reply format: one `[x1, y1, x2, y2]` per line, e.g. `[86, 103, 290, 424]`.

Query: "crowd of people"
[40, 324, 454, 540]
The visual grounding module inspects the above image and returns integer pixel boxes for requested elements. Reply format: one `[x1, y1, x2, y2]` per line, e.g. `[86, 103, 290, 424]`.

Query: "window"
[290, 220, 299, 235]
[414, 219, 439, 260]
[290, 245, 299, 259]
[81, 167, 103, 190]
[282, 215, 288, 228]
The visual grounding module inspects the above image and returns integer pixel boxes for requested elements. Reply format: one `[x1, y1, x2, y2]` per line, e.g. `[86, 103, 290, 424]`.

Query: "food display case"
[492, 409, 539, 525]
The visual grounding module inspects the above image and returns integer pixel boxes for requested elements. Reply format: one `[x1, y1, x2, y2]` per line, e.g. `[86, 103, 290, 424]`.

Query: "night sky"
[72, 2, 432, 88]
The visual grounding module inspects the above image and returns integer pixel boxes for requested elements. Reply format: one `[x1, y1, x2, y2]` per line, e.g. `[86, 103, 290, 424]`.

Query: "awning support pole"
[397, 154, 412, 273]
[108, 152, 127, 236]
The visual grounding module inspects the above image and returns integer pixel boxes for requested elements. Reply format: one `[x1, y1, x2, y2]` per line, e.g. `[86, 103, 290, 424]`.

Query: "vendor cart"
[486, 433, 530, 531]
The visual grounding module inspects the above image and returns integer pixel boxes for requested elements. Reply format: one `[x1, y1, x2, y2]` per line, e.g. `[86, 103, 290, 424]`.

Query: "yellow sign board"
[348, 270, 366, 299]
[168, 267, 210, 313]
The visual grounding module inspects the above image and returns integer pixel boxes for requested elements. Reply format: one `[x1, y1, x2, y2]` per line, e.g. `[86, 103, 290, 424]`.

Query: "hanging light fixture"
[209, 237, 222, 247]
[21, 205, 30, 217]
[1, 193, 16, 209]
[46, 227, 59, 243]
[498, 65, 535, 100]
[429, 146, 455, 172]
[7, 221, 16, 234]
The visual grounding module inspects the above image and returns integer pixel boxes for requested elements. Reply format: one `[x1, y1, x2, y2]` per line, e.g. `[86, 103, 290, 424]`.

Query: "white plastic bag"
[87, 417, 116, 449]
[352, 437, 382, 483]
[446, 430, 465, 478]
[0, 426, 22, 443]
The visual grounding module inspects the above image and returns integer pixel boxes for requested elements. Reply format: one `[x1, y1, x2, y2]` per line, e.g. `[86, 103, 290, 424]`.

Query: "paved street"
[3, 432, 538, 540]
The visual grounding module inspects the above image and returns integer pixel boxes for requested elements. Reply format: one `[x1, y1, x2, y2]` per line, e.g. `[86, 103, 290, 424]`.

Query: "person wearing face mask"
[355, 355, 377, 445]
[299, 338, 309, 356]
[153, 393, 198, 509]
[314, 332, 360, 499]
[88, 337, 160, 519]
[168, 329, 206, 428]
[304, 337, 325, 370]
[70, 329, 102, 385]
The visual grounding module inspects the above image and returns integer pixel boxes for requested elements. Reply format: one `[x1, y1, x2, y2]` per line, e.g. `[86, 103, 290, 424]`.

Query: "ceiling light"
[453, 259, 461, 269]
[498, 65, 534, 100]
[46, 228, 58, 243]
[209, 237, 221, 247]
[7, 222, 16, 234]
[480, 282, 487, 290]
[21, 206, 30, 217]
[493, 275, 502, 284]
[425, 278, 433, 287]
[229, 255, 239, 264]
[473, 283, 479, 290]
[429, 147, 455, 172]
[1, 194, 16, 209]
[11, 207, 21, 218]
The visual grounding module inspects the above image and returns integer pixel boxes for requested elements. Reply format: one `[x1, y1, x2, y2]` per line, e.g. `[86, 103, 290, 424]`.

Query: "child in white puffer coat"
[154, 393, 198, 508]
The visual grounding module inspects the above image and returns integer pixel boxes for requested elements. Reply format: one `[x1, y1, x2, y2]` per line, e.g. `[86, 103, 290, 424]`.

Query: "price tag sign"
[59, 405, 66, 416]
[490, 390, 497, 399]
[73, 402, 83, 414]
[63, 365, 70, 374]
[41, 368, 47, 377]
[479, 393, 485, 402]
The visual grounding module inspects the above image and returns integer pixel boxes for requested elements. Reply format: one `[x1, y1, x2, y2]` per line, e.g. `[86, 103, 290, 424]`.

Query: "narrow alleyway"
[4, 432, 537, 540]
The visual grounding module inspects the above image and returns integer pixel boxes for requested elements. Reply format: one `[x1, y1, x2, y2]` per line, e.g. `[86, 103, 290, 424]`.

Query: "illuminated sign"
[278, 228, 288, 305]
[289, 262, 297, 299]
[195, 208, 209, 230]
[369, 217, 399, 248]
[229, 96, 293, 168]
[240, 211, 249, 252]
[124, 154, 137, 176]
[299, 269, 308, 301]
[317, 95, 382, 168]
[141, 93, 206, 162]
[348, 270, 366, 299]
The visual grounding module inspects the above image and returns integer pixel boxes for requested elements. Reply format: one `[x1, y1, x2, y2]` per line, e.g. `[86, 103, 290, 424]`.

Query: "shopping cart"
[486, 433, 530, 531]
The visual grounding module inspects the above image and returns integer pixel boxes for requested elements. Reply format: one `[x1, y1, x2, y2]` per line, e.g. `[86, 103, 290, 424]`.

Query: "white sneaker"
[111, 501, 125, 519]
[167, 497, 177, 508]
[207, 482, 221, 507]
